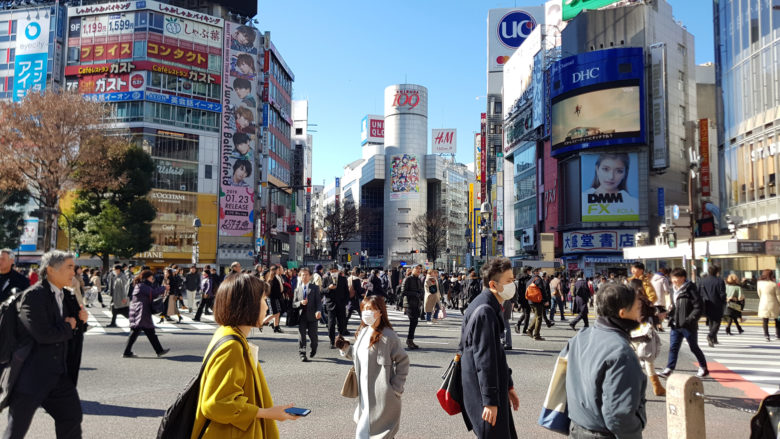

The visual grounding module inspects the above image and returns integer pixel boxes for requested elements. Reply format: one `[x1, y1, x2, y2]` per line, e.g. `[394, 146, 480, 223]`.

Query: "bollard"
[666, 374, 706, 438]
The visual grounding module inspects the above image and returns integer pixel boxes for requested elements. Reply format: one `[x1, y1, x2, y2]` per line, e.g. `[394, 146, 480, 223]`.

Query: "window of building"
[0, 21, 8, 37]
[133, 40, 145, 58]
[205, 164, 212, 179]
[208, 54, 220, 72]
[67, 46, 79, 65]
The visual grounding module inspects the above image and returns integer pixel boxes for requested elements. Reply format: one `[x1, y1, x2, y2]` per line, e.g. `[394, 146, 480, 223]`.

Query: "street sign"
[672, 205, 680, 220]
[256, 238, 265, 247]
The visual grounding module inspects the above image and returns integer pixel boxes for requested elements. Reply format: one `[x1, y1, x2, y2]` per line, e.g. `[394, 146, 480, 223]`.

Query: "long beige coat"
[423, 277, 441, 313]
[757, 280, 780, 319]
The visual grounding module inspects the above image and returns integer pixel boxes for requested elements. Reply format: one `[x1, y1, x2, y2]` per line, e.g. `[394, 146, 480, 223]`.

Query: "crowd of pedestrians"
[2, 247, 780, 438]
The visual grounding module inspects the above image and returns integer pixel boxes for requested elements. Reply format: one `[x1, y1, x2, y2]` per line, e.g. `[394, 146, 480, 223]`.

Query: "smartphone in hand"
[285, 407, 311, 417]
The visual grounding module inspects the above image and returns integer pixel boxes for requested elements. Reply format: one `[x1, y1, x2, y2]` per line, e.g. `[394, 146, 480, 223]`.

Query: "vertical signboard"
[699, 119, 711, 197]
[480, 112, 487, 201]
[432, 129, 457, 154]
[18, 218, 39, 252]
[487, 7, 543, 72]
[389, 154, 420, 200]
[361, 115, 384, 145]
[14, 16, 51, 101]
[650, 44, 669, 169]
[218, 22, 259, 237]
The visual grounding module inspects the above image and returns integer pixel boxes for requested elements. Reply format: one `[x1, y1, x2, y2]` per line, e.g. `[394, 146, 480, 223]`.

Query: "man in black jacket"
[292, 267, 322, 362]
[3, 250, 87, 439]
[0, 249, 30, 303]
[569, 271, 591, 331]
[184, 265, 200, 313]
[526, 268, 550, 340]
[400, 264, 424, 350]
[659, 267, 709, 378]
[322, 264, 349, 348]
[514, 267, 532, 335]
[698, 264, 727, 346]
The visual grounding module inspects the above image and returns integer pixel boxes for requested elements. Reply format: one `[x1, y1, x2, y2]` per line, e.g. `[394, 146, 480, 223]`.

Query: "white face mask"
[497, 281, 516, 301]
[361, 310, 377, 326]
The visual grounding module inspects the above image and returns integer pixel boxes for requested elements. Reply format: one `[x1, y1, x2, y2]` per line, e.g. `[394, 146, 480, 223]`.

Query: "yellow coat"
[628, 273, 658, 304]
[191, 326, 279, 439]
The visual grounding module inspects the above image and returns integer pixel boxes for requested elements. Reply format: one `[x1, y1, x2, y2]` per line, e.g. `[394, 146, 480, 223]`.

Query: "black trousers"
[66, 332, 84, 387]
[298, 317, 318, 355]
[516, 302, 531, 333]
[571, 297, 589, 328]
[109, 306, 129, 325]
[124, 328, 164, 355]
[762, 318, 780, 338]
[327, 305, 347, 345]
[707, 317, 722, 342]
[3, 373, 82, 439]
[194, 297, 213, 320]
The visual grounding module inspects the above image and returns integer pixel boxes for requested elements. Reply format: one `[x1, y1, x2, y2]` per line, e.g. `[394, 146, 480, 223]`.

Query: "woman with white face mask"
[336, 296, 410, 439]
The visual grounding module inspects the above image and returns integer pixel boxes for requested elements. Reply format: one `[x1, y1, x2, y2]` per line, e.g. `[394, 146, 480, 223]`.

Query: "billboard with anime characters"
[389, 154, 420, 201]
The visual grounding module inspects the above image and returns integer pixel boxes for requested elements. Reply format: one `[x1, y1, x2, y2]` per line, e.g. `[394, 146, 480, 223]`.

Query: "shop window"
[133, 40, 145, 58]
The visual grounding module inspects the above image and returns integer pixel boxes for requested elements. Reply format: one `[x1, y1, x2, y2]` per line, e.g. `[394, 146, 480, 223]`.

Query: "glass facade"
[717, 0, 780, 240]
[512, 142, 536, 239]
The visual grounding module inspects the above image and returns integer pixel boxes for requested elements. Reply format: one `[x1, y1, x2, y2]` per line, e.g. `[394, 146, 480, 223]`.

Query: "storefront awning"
[623, 237, 776, 260]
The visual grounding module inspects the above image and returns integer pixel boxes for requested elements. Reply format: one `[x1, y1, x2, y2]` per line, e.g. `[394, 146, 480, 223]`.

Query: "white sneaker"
[658, 368, 673, 378]
[427, 321, 433, 325]
[696, 367, 709, 378]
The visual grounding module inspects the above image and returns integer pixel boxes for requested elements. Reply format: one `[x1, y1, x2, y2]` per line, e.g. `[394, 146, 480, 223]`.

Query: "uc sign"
[392, 89, 420, 110]
[497, 11, 536, 48]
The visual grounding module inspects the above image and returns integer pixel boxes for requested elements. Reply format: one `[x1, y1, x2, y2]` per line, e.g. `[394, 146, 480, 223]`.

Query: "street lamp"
[192, 217, 202, 265]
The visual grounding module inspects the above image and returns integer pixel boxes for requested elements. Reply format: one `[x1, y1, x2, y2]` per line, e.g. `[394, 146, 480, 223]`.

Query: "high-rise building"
[714, 0, 780, 251]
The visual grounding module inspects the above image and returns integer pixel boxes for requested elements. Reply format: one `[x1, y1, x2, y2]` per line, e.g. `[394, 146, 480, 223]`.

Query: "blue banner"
[84, 91, 145, 102]
[145, 91, 222, 112]
[13, 53, 47, 102]
[657, 187, 665, 217]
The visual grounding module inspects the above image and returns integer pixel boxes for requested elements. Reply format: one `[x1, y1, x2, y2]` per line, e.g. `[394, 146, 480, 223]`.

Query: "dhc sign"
[497, 11, 537, 48]
[572, 67, 600, 83]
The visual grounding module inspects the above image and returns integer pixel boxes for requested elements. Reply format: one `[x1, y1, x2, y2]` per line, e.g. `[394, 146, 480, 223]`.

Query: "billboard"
[17, 218, 39, 252]
[581, 152, 640, 222]
[650, 44, 669, 169]
[550, 47, 645, 156]
[361, 115, 384, 145]
[563, 0, 623, 20]
[218, 22, 260, 237]
[389, 154, 420, 201]
[699, 119, 711, 197]
[14, 16, 50, 101]
[487, 7, 543, 72]
[432, 129, 457, 154]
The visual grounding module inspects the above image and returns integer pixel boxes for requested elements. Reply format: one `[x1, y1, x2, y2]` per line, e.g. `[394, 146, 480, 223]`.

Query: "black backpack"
[467, 278, 482, 304]
[157, 335, 242, 439]
[0, 288, 22, 366]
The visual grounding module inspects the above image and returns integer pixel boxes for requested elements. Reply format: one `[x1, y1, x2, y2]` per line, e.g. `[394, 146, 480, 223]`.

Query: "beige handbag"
[340, 366, 358, 398]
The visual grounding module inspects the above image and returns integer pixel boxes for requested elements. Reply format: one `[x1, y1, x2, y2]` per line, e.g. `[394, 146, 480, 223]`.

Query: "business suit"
[322, 272, 349, 346]
[4, 280, 82, 439]
[698, 274, 727, 344]
[292, 281, 322, 358]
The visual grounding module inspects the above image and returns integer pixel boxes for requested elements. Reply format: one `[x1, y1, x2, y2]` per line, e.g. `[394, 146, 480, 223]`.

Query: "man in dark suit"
[322, 264, 349, 349]
[292, 267, 322, 362]
[0, 249, 30, 303]
[4, 250, 87, 439]
[698, 264, 727, 346]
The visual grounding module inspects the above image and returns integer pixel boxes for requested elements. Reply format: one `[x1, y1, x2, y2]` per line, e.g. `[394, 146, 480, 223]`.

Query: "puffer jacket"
[668, 281, 703, 332]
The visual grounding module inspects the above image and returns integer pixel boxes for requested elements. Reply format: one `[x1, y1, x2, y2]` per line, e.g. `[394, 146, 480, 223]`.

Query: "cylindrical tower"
[383, 84, 428, 265]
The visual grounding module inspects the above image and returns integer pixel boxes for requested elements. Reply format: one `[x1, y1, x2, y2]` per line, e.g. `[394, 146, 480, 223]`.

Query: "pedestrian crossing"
[696, 328, 780, 396]
[84, 309, 219, 335]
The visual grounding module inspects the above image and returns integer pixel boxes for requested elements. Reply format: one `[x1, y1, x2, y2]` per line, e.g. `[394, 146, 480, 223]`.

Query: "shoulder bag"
[157, 335, 242, 439]
[341, 366, 358, 398]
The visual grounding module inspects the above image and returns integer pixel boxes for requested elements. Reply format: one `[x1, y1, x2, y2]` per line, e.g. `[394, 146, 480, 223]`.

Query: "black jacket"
[0, 269, 30, 303]
[322, 273, 349, 309]
[390, 269, 400, 288]
[573, 279, 591, 301]
[460, 289, 516, 439]
[400, 275, 423, 308]
[15, 280, 75, 386]
[184, 272, 201, 291]
[697, 275, 727, 321]
[669, 281, 703, 332]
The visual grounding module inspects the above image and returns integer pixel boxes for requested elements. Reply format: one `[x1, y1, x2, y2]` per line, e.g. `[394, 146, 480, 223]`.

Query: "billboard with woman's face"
[581, 152, 639, 222]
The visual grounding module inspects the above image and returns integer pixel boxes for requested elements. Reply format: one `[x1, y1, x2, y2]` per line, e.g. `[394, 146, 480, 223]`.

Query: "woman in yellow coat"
[192, 273, 300, 439]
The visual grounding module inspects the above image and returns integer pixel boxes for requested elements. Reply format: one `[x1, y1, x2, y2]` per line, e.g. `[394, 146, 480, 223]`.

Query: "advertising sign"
[650, 44, 669, 169]
[480, 113, 487, 201]
[71, 1, 223, 27]
[18, 218, 39, 252]
[218, 21, 260, 237]
[145, 91, 222, 112]
[78, 72, 145, 93]
[432, 129, 457, 154]
[83, 90, 144, 102]
[487, 7, 543, 72]
[361, 115, 384, 145]
[563, 229, 638, 253]
[162, 15, 222, 47]
[147, 41, 208, 69]
[389, 154, 420, 201]
[581, 152, 640, 222]
[502, 26, 540, 122]
[79, 12, 135, 37]
[13, 16, 50, 102]
[563, 0, 623, 20]
[550, 47, 645, 156]
[699, 119, 711, 197]
[79, 42, 133, 63]
[67, 61, 219, 84]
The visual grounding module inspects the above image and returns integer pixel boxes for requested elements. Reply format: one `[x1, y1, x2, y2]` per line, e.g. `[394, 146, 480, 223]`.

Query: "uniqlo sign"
[360, 115, 384, 145]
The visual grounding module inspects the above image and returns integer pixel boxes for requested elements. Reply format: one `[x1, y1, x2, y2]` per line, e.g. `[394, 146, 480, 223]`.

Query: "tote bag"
[538, 354, 570, 435]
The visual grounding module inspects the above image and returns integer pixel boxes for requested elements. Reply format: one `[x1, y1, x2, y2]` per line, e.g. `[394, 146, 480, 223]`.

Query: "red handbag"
[436, 354, 464, 415]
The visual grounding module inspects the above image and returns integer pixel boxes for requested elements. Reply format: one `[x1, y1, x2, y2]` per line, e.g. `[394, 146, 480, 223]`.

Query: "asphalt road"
[0, 304, 769, 439]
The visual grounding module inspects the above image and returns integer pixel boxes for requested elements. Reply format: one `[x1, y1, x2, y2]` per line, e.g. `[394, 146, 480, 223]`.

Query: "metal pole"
[266, 186, 272, 267]
[688, 171, 697, 282]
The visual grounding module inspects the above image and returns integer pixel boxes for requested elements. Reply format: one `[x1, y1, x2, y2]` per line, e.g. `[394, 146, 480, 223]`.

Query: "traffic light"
[286, 224, 303, 233]
[666, 230, 677, 248]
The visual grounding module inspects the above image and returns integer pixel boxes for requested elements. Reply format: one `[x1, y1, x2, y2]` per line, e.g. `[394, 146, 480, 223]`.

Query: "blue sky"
[256, 1, 714, 185]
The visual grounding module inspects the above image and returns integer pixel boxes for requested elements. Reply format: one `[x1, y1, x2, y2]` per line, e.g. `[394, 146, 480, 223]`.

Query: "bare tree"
[323, 199, 359, 258]
[0, 91, 130, 250]
[412, 209, 448, 263]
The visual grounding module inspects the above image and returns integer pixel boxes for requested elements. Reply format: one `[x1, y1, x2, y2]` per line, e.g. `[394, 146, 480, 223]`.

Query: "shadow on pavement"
[162, 354, 202, 362]
[81, 400, 165, 418]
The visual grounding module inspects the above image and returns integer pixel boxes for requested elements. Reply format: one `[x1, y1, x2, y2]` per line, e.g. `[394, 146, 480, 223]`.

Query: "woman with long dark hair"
[159, 268, 181, 323]
[336, 295, 410, 439]
[123, 269, 170, 358]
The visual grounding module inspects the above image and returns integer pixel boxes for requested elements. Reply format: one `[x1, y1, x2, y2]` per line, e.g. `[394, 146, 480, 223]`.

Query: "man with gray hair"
[3, 250, 87, 438]
[0, 249, 30, 303]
